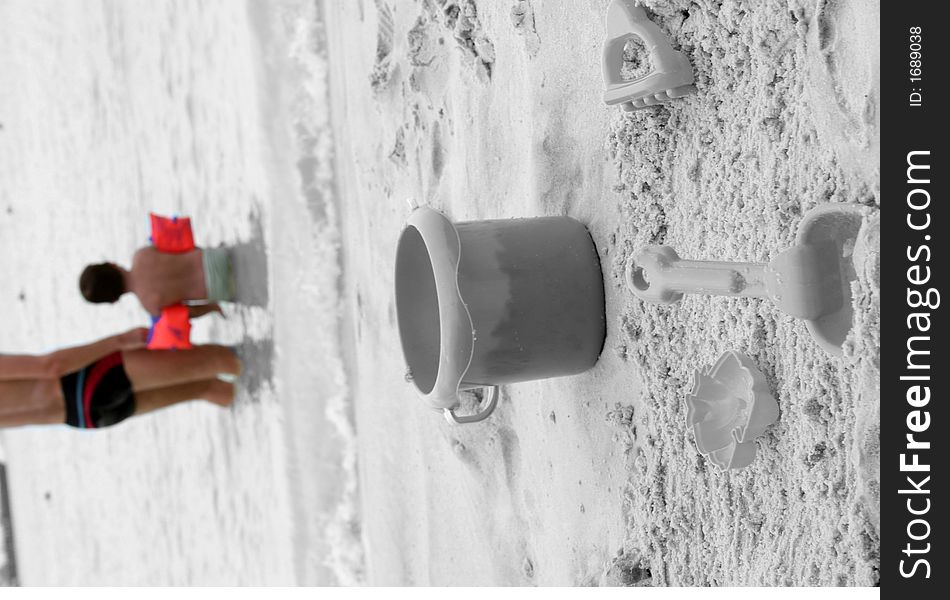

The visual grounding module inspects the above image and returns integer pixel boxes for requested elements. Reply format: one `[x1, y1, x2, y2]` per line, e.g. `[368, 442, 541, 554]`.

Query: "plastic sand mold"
[602, 0, 696, 111]
[685, 351, 779, 471]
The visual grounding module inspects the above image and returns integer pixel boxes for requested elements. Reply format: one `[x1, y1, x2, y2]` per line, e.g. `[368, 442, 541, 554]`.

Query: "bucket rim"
[395, 207, 475, 410]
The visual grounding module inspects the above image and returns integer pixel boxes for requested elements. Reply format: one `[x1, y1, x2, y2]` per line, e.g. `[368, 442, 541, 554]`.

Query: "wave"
[246, 0, 365, 585]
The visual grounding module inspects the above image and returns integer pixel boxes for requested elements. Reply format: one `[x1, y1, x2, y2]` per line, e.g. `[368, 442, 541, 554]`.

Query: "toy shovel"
[624, 204, 870, 355]
[602, 0, 697, 111]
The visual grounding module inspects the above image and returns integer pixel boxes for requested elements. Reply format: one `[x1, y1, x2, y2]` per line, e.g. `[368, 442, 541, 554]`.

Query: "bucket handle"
[443, 386, 499, 424]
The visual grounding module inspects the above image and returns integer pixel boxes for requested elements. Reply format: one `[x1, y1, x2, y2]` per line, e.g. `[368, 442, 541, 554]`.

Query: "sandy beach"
[324, 0, 879, 586]
[0, 0, 879, 587]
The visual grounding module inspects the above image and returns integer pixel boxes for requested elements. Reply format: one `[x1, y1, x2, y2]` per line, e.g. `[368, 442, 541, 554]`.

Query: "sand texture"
[323, 0, 879, 586]
[604, 0, 880, 586]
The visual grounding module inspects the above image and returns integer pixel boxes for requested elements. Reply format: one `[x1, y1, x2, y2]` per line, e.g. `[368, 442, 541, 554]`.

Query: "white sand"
[323, 0, 879, 586]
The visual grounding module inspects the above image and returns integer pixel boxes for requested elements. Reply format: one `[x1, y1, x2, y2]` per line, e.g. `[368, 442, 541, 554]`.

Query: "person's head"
[79, 263, 127, 303]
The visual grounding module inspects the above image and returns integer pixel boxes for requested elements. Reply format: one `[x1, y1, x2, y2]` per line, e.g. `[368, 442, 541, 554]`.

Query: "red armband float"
[147, 304, 193, 351]
[146, 213, 196, 349]
[150, 213, 195, 253]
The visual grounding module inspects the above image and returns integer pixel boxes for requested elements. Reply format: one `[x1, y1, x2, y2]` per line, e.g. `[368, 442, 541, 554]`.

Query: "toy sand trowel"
[602, 0, 697, 111]
[624, 204, 872, 355]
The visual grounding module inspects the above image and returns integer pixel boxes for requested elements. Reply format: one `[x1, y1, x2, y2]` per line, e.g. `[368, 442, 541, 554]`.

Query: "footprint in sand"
[806, 0, 880, 182]
[430, 120, 446, 182]
[602, 549, 652, 587]
[814, 0, 878, 131]
[389, 125, 408, 168]
[510, 1, 541, 58]
[425, 0, 496, 83]
[376, 0, 395, 59]
[408, 15, 439, 67]
[370, 0, 396, 91]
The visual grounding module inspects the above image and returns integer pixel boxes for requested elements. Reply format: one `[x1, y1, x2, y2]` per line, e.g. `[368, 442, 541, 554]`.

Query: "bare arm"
[187, 303, 223, 319]
[0, 328, 150, 380]
[47, 328, 150, 376]
[0, 354, 55, 380]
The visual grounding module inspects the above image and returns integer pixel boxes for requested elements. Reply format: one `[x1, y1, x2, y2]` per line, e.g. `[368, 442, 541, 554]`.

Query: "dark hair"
[79, 263, 126, 303]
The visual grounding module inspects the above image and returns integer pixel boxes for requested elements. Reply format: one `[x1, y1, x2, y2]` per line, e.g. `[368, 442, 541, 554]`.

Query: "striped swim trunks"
[60, 352, 136, 429]
[201, 247, 235, 302]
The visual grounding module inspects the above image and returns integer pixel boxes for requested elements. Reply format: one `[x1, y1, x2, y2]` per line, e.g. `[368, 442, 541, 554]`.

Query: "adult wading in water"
[0, 328, 241, 429]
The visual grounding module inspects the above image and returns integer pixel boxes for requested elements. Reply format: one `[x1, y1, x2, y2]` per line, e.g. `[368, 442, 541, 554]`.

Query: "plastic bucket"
[395, 208, 606, 423]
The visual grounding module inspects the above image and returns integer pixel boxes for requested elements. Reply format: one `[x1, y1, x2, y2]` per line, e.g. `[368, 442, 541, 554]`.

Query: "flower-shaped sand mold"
[685, 351, 779, 471]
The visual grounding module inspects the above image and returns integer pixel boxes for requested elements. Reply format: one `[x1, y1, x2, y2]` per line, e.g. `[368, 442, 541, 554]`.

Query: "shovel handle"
[443, 386, 499, 424]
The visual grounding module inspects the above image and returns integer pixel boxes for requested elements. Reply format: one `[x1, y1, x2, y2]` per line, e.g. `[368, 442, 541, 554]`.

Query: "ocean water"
[0, 0, 357, 585]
